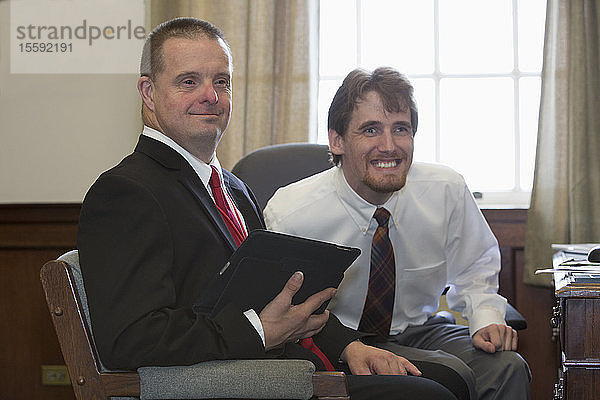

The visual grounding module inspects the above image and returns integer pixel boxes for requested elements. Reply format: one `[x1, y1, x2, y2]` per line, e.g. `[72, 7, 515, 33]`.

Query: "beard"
[363, 173, 408, 194]
[361, 148, 411, 194]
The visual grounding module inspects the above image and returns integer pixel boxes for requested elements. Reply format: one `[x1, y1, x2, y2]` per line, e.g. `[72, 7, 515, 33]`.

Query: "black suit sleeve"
[78, 172, 264, 370]
[313, 314, 368, 365]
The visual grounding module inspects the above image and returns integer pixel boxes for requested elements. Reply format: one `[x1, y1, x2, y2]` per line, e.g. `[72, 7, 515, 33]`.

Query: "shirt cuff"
[244, 309, 265, 347]
[468, 307, 506, 337]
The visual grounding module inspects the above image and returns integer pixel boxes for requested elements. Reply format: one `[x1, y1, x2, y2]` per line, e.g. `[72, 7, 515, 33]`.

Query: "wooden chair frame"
[40, 259, 349, 399]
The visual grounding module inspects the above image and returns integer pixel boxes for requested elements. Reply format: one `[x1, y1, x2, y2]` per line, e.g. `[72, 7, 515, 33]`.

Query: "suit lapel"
[178, 172, 237, 250]
[135, 135, 237, 251]
[223, 171, 265, 231]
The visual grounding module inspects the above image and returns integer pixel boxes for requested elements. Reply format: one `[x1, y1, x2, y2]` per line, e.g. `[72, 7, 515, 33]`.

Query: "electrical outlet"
[41, 365, 71, 386]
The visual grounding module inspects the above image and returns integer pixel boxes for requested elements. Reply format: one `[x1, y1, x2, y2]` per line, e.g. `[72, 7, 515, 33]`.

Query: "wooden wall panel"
[483, 209, 559, 400]
[0, 205, 79, 400]
[0, 205, 558, 400]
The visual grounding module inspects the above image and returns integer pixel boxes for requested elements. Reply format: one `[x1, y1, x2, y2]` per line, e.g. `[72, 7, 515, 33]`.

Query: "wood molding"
[0, 204, 80, 249]
[482, 208, 528, 248]
[0, 204, 81, 223]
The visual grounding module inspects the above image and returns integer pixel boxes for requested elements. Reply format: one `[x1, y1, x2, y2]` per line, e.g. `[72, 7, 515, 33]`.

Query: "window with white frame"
[317, 0, 546, 207]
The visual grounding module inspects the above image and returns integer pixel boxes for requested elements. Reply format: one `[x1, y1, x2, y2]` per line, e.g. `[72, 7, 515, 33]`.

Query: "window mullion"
[434, 0, 441, 163]
[356, 0, 362, 66]
[513, 0, 521, 192]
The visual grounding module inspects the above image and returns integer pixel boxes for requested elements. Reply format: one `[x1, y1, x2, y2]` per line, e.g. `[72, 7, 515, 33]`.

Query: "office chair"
[232, 142, 332, 210]
[40, 250, 349, 399]
[231, 143, 527, 331]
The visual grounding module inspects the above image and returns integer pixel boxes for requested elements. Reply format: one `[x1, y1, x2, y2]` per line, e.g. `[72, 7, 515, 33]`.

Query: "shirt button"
[362, 227, 367, 233]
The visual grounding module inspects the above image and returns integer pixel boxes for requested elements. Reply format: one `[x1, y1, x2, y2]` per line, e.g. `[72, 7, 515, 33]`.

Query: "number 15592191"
[18, 42, 73, 53]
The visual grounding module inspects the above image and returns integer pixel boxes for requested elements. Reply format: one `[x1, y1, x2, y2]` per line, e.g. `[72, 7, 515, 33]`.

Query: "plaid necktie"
[209, 166, 247, 247]
[358, 207, 395, 338]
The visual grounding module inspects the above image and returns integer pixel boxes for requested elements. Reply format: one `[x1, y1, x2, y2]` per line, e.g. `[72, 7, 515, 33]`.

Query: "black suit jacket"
[77, 135, 361, 370]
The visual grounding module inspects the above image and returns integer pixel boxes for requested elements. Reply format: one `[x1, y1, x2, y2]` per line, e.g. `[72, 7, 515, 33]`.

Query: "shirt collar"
[142, 125, 222, 193]
[333, 167, 399, 235]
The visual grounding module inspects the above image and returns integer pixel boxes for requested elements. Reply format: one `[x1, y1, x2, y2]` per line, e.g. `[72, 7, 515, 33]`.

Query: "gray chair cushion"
[139, 359, 315, 399]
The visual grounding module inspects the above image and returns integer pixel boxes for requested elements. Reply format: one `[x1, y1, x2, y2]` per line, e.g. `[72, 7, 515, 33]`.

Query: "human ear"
[137, 76, 155, 112]
[328, 129, 345, 157]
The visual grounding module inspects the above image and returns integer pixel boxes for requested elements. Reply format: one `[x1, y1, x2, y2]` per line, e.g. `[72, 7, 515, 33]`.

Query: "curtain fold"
[148, 0, 317, 169]
[524, 0, 600, 286]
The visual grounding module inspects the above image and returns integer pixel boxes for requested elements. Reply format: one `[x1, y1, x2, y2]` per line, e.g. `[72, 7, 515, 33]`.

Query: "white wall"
[0, 1, 142, 203]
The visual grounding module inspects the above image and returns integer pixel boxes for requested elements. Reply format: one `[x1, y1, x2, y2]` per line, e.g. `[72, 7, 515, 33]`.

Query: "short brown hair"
[140, 17, 231, 79]
[328, 67, 418, 166]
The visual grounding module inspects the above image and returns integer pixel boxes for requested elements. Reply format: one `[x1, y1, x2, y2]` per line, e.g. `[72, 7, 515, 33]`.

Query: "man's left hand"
[340, 340, 422, 376]
[472, 323, 518, 353]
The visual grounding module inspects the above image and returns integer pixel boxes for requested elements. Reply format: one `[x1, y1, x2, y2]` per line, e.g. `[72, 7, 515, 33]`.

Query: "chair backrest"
[40, 252, 141, 399]
[231, 143, 331, 210]
[56, 250, 107, 370]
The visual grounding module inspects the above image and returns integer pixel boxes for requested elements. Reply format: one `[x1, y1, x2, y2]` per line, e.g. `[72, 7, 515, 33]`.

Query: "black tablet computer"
[194, 229, 360, 315]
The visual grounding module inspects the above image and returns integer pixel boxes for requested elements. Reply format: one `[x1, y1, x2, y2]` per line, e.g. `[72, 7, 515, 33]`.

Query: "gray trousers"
[363, 317, 531, 400]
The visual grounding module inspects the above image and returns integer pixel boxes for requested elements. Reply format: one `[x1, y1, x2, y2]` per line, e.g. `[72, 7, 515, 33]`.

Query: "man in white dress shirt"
[264, 67, 531, 399]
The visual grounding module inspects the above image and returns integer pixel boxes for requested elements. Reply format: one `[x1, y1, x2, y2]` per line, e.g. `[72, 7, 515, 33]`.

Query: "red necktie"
[209, 166, 247, 247]
[300, 337, 335, 371]
[358, 207, 395, 338]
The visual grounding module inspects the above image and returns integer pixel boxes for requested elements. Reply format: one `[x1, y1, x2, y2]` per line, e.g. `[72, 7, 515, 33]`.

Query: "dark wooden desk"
[553, 273, 600, 399]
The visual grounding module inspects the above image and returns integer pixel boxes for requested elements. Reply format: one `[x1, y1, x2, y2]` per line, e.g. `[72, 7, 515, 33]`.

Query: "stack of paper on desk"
[535, 243, 600, 283]
[551, 243, 600, 263]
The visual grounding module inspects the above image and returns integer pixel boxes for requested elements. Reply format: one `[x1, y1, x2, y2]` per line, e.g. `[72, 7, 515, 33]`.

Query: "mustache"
[187, 106, 224, 115]
[369, 149, 408, 159]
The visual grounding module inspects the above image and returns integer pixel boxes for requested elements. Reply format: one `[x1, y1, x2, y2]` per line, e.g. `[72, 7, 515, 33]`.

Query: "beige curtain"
[524, 0, 600, 286]
[149, 0, 317, 169]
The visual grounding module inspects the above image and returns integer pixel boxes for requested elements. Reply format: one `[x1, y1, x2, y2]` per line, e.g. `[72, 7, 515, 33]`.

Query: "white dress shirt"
[264, 163, 507, 336]
[142, 126, 264, 345]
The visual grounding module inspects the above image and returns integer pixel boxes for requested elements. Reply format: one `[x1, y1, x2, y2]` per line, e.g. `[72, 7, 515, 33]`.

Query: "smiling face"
[138, 36, 232, 162]
[329, 90, 414, 205]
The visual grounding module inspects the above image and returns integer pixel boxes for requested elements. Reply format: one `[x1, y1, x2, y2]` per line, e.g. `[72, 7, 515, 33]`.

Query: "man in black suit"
[77, 17, 460, 400]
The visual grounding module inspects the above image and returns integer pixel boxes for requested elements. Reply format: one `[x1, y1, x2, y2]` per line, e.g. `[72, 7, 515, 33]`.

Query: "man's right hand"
[259, 271, 335, 351]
